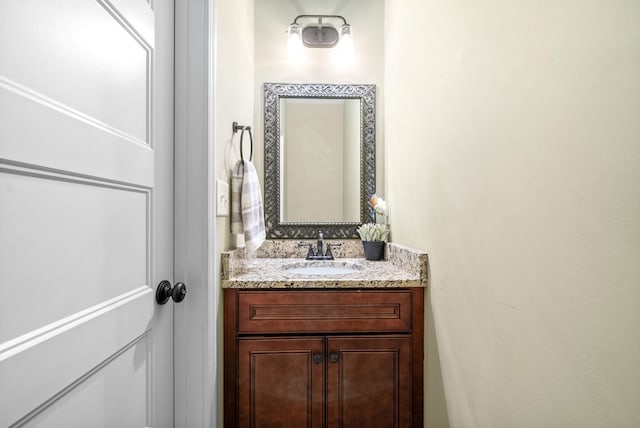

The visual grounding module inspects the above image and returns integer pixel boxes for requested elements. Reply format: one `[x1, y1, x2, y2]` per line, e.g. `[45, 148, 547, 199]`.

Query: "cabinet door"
[238, 337, 325, 428]
[326, 336, 412, 428]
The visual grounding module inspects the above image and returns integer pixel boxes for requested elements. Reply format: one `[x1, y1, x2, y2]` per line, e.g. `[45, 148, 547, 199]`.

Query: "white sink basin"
[283, 261, 363, 276]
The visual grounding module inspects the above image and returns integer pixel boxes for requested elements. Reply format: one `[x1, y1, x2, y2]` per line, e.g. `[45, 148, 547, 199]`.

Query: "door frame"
[174, 0, 217, 427]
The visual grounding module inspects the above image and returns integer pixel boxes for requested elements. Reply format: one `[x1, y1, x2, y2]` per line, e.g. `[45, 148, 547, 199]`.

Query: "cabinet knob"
[313, 352, 322, 364]
[329, 352, 339, 363]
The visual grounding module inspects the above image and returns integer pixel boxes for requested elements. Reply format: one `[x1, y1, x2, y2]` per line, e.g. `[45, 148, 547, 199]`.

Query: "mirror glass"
[281, 98, 361, 223]
[264, 83, 376, 239]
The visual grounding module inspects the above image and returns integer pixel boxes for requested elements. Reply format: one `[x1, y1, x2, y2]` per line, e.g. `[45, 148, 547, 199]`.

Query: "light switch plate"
[216, 179, 230, 217]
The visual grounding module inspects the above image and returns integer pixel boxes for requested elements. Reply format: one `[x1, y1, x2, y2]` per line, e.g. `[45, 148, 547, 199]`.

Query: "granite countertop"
[221, 241, 428, 289]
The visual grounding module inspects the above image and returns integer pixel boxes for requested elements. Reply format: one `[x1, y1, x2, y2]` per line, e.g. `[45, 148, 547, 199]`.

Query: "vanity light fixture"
[287, 15, 352, 49]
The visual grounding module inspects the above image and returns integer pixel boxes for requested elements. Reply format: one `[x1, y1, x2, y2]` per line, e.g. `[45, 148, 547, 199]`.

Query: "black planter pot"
[362, 241, 385, 261]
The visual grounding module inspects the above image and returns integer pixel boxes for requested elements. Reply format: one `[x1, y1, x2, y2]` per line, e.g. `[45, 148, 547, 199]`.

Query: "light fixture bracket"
[289, 15, 350, 49]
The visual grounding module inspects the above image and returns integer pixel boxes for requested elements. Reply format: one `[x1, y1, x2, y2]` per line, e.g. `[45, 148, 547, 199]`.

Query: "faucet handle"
[298, 242, 314, 259]
[325, 243, 342, 259]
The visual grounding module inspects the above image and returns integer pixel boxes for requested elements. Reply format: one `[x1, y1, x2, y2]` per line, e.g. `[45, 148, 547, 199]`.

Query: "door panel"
[326, 336, 412, 428]
[238, 338, 325, 428]
[24, 334, 150, 428]
[1, 171, 148, 342]
[0, 0, 174, 426]
[0, 0, 151, 142]
[5, 316, 152, 427]
[0, 84, 153, 186]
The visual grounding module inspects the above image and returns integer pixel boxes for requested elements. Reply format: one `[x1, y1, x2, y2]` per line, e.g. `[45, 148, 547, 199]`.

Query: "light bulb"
[287, 23, 303, 61]
[340, 24, 353, 50]
[334, 24, 354, 66]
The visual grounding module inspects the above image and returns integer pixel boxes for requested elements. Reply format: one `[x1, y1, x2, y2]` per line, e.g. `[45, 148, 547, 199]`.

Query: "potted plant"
[357, 223, 389, 261]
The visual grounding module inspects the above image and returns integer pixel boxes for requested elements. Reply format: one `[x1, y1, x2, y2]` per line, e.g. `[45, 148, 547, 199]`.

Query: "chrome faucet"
[297, 231, 341, 260]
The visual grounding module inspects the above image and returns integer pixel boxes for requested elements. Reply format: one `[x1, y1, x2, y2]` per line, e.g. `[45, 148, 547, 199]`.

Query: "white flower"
[374, 199, 387, 216]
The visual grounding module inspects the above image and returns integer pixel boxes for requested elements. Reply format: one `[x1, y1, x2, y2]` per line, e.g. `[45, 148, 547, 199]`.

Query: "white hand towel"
[230, 160, 266, 251]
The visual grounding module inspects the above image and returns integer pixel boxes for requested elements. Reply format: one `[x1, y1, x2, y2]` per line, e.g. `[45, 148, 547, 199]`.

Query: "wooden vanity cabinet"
[224, 288, 424, 428]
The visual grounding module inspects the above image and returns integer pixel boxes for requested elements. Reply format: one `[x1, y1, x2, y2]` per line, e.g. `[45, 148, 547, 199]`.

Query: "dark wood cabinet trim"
[223, 288, 238, 428]
[411, 287, 425, 428]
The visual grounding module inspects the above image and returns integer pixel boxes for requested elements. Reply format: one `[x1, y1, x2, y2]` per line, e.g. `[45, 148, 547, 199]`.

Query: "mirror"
[281, 98, 361, 223]
[263, 82, 376, 239]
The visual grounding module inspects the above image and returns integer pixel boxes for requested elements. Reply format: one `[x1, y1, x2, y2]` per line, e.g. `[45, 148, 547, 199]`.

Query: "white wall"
[213, 0, 254, 426]
[253, 0, 386, 195]
[385, 1, 640, 427]
[215, 0, 254, 250]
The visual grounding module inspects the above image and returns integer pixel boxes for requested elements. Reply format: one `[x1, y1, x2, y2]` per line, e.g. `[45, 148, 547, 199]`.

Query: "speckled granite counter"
[221, 241, 427, 289]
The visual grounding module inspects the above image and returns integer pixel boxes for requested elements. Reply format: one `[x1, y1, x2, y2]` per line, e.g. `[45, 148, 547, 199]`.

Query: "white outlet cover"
[216, 179, 230, 217]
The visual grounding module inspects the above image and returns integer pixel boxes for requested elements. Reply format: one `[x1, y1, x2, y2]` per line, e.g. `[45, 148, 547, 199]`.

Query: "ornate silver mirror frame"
[263, 82, 376, 239]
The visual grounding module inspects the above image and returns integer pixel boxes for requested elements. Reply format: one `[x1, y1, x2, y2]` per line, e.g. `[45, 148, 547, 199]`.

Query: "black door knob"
[172, 282, 187, 303]
[156, 280, 188, 305]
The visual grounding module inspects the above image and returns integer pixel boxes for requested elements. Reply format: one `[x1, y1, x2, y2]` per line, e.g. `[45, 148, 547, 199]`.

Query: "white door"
[0, 0, 175, 427]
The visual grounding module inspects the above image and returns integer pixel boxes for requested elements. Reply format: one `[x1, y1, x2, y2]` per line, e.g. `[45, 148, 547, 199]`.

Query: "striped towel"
[230, 160, 266, 251]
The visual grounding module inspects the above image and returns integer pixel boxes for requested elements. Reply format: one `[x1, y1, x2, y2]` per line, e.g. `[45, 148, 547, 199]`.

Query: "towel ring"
[233, 121, 253, 162]
[240, 128, 253, 162]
